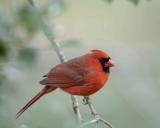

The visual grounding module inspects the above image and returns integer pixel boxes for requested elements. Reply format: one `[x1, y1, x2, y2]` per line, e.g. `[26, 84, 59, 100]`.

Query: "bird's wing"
[40, 64, 86, 88]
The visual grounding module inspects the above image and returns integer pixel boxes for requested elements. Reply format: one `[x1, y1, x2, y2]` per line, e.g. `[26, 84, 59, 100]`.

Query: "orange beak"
[105, 60, 115, 67]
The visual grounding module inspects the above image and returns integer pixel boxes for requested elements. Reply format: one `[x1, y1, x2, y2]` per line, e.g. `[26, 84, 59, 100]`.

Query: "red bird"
[16, 49, 114, 118]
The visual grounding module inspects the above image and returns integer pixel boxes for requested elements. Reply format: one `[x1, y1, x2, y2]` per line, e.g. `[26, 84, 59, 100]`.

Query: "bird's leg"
[82, 96, 98, 117]
[71, 95, 83, 124]
[81, 96, 113, 128]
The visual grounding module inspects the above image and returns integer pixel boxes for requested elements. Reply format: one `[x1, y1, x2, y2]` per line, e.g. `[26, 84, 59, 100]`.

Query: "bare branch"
[27, 0, 82, 122]
[71, 95, 83, 123]
[82, 97, 113, 128]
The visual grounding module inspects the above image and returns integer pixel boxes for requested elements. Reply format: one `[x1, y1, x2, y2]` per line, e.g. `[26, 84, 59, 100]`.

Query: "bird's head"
[91, 49, 114, 73]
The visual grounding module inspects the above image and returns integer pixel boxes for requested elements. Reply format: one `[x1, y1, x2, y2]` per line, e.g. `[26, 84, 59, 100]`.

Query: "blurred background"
[0, 0, 160, 128]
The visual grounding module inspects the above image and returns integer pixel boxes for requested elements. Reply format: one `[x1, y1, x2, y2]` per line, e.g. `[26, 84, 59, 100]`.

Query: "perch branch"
[27, 0, 82, 123]
[82, 96, 113, 128]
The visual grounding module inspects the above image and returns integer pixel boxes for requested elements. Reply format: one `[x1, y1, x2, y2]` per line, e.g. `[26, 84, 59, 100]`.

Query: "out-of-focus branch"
[27, 0, 82, 123]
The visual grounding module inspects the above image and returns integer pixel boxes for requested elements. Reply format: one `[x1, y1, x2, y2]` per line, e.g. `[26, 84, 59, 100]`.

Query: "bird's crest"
[91, 49, 109, 58]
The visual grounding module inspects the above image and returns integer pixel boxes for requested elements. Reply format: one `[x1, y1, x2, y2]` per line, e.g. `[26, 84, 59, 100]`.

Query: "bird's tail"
[16, 86, 56, 119]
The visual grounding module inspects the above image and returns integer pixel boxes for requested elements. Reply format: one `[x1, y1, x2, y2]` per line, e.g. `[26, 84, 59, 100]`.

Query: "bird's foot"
[82, 96, 90, 105]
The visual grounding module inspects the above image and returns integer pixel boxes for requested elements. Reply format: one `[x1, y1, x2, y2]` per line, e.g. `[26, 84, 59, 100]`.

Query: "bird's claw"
[82, 97, 89, 105]
[82, 101, 87, 105]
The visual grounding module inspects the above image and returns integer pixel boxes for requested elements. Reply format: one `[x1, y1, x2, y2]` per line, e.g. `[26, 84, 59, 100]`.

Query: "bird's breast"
[62, 73, 110, 96]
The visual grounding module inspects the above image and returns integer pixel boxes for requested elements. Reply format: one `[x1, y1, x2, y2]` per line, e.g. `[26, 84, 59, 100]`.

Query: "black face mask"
[99, 57, 110, 73]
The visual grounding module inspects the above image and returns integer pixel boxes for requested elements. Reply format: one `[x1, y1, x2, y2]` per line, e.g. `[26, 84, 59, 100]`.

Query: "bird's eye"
[99, 57, 110, 64]
[99, 57, 111, 73]
[105, 57, 110, 62]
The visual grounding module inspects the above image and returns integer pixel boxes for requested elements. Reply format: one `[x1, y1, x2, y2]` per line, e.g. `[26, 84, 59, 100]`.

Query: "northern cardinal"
[16, 49, 114, 118]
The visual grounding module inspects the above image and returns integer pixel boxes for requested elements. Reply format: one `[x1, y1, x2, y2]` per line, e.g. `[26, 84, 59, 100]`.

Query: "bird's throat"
[102, 67, 110, 73]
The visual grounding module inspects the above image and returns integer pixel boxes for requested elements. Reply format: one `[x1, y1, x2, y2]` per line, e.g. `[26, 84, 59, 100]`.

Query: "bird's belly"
[62, 72, 110, 96]
[62, 79, 108, 96]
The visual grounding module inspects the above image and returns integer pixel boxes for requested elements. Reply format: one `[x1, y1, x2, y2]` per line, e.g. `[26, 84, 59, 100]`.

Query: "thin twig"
[27, 0, 82, 122]
[71, 95, 83, 123]
[82, 97, 113, 128]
